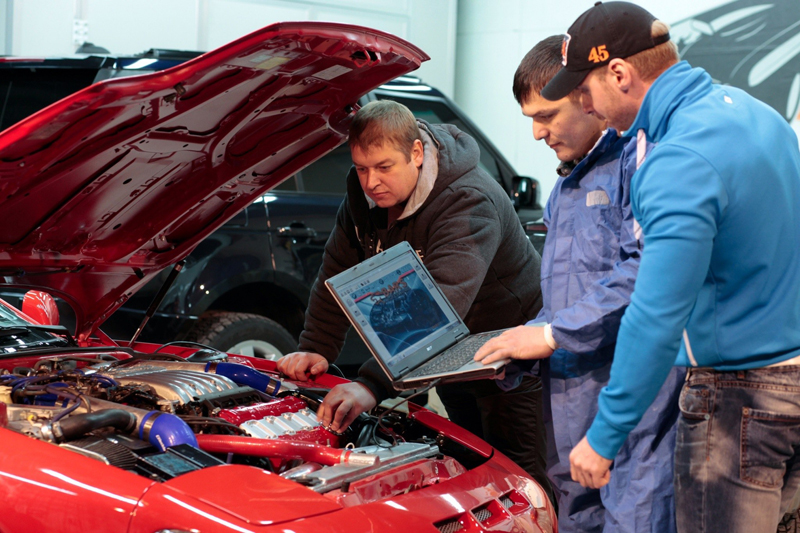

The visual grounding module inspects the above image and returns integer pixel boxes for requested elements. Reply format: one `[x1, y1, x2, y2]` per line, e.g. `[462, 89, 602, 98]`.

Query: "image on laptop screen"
[337, 254, 461, 371]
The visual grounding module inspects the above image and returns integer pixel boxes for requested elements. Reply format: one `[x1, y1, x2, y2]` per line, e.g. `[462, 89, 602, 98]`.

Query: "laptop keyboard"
[405, 330, 504, 378]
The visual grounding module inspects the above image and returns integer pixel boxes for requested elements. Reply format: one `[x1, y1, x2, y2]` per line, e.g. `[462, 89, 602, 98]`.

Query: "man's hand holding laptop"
[474, 325, 555, 364]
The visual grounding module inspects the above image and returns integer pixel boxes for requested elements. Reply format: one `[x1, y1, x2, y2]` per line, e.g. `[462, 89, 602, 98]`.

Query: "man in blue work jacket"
[475, 35, 683, 532]
[536, 3, 800, 532]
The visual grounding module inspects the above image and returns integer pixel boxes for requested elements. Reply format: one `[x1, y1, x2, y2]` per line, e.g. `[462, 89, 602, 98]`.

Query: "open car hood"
[0, 22, 427, 341]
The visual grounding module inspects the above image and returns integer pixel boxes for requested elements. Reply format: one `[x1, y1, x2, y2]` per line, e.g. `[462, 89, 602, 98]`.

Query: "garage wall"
[456, 0, 736, 206]
[0, 0, 766, 205]
[0, 1, 8, 54]
[0, 0, 456, 96]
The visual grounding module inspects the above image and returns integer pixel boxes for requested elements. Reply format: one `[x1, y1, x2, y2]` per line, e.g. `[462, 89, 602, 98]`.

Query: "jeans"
[436, 375, 554, 505]
[675, 366, 800, 533]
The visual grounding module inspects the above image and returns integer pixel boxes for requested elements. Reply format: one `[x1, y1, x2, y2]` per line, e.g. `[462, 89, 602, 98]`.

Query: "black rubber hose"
[56, 410, 137, 441]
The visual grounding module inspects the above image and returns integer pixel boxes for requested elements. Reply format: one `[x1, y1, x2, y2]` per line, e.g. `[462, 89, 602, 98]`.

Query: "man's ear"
[411, 138, 424, 167]
[607, 58, 633, 93]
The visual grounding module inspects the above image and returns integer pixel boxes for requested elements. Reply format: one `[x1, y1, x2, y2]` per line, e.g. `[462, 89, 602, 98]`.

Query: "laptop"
[325, 241, 510, 390]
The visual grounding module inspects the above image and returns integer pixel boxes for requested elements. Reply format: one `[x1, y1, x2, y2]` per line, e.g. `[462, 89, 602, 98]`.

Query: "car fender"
[0, 428, 151, 532]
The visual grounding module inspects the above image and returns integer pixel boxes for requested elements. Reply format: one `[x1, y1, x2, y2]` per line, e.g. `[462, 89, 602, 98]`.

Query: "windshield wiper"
[0, 325, 77, 346]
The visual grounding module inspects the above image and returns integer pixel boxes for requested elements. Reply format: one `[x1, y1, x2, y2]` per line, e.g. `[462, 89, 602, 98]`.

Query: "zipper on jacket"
[682, 329, 699, 367]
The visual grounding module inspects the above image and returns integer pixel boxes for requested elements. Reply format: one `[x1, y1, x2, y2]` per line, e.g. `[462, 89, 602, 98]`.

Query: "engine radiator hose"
[195, 434, 379, 466]
[139, 411, 199, 452]
[205, 362, 283, 395]
[50, 409, 136, 442]
[46, 407, 197, 453]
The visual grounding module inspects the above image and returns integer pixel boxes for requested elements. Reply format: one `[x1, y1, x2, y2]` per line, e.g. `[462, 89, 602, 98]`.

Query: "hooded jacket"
[589, 61, 800, 459]
[297, 120, 542, 400]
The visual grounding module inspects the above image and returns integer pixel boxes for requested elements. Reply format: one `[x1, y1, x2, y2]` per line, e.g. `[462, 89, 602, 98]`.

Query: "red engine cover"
[217, 396, 307, 425]
[278, 427, 342, 448]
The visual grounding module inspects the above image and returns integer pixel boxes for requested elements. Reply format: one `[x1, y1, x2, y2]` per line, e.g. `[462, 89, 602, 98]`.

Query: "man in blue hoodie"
[476, 35, 682, 532]
[536, 2, 800, 532]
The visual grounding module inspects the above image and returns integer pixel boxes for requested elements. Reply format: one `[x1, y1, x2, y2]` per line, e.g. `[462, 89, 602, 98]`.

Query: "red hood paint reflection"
[0, 22, 427, 342]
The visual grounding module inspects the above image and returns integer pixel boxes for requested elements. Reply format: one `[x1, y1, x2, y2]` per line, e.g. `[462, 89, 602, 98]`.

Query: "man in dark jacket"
[277, 100, 550, 495]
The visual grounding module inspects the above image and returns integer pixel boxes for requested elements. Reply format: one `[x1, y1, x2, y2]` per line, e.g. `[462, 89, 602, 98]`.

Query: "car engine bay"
[0, 350, 486, 504]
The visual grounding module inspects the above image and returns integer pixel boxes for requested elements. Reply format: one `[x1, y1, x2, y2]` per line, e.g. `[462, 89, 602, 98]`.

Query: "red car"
[0, 22, 556, 533]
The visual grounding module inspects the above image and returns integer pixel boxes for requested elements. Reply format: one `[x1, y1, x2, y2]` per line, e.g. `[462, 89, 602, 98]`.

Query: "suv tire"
[185, 311, 297, 360]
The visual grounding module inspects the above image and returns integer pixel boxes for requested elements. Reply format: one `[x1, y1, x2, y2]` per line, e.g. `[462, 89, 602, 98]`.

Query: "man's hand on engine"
[318, 382, 377, 432]
[276, 352, 329, 380]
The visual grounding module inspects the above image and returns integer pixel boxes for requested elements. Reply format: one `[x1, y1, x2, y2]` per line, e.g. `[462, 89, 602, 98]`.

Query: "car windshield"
[0, 303, 68, 353]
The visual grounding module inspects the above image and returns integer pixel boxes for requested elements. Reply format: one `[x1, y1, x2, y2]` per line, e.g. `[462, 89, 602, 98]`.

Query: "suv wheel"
[185, 311, 297, 360]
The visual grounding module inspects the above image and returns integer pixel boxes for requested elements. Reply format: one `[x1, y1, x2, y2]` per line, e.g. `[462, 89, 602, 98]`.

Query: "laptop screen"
[330, 245, 463, 374]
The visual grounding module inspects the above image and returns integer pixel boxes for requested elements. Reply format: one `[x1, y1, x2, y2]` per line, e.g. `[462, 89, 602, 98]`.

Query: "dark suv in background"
[0, 50, 544, 376]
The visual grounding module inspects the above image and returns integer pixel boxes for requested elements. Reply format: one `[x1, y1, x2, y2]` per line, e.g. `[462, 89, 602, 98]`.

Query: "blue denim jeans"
[675, 366, 800, 532]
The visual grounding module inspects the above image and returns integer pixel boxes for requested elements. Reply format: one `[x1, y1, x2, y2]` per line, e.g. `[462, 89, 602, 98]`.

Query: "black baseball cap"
[541, 1, 670, 101]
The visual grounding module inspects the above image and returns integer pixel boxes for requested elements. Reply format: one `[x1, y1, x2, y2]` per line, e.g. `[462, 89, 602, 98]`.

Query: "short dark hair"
[512, 35, 566, 104]
[348, 100, 421, 160]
